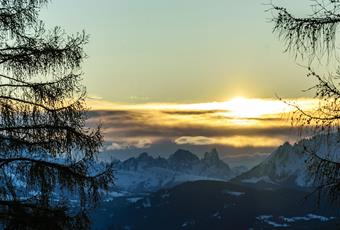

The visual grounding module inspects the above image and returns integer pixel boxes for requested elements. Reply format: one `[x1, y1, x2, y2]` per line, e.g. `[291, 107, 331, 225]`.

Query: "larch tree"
[0, 0, 113, 229]
[271, 0, 340, 204]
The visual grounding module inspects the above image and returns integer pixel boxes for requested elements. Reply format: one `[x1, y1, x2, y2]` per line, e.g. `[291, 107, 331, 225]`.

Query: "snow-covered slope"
[234, 134, 340, 188]
[115, 148, 235, 193]
[115, 168, 215, 194]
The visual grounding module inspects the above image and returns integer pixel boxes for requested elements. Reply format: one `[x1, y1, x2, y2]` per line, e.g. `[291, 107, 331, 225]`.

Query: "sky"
[40, 0, 314, 103]
[40, 1, 325, 167]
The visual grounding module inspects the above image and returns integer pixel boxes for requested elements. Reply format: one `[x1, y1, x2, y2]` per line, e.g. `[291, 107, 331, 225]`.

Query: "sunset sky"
[40, 1, 322, 167]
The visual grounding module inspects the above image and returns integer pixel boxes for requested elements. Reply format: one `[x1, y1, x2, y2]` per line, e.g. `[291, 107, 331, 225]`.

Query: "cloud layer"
[86, 98, 316, 166]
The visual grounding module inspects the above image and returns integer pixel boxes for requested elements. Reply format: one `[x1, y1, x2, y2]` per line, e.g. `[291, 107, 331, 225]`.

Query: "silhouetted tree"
[271, 0, 340, 204]
[0, 0, 113, 229]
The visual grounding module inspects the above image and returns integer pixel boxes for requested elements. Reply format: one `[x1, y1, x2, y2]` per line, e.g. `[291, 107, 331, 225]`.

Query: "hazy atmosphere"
[41, 0, 312, 102]
[38, 1, 321, 167]
[1, 0, 340, 229]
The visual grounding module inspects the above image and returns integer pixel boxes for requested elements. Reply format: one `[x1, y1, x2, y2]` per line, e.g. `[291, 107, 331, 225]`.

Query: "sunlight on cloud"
[87, 97, 319, 150]
[174, 136, 284, 148]
[87, 97, 317, 119]
[225, 97, 292, 118]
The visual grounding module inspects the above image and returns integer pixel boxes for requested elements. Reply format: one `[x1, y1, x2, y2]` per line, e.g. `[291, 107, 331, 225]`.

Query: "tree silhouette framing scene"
[0, 1, 113, 229]
[271, 0, 340, 205]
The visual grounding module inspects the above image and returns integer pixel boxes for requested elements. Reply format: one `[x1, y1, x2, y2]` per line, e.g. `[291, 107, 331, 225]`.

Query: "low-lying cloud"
[174, 135, 285, 148]
[87, 98, 316, 164]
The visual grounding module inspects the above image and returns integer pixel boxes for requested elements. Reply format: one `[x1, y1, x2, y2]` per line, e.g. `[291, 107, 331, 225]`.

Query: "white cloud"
[175, 136, 215, 145]
[134, 139, 152, 148]
[105, 138, 152, 151]
[106, 142, 128, 150]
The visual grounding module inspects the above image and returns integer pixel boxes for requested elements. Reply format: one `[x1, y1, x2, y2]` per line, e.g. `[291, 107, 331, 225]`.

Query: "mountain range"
[233, 134, 340, 188]
[94, 134, 340, 229]
[113, 134, 340, 194]
[114, 148, 235, 194]
[114, 134, 340, 194]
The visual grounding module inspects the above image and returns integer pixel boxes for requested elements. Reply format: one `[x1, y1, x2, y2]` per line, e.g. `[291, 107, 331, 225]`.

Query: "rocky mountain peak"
[169, 149, 199, 163]
[137, 152, 152, 161]
[203, 148, 220, 163]
[277, 142, 292, 152]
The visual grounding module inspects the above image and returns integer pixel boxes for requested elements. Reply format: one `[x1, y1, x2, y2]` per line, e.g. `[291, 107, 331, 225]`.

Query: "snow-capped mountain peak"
[168, 149, 199, 164]
[233, 134, 340, 188]
[203, 148, 220, 164]
[115, 148, 234, 193]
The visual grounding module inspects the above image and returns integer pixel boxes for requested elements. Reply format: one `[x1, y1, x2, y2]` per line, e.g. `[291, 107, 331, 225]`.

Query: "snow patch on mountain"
[280, 214, 335, 223]
[256, 215, 290, 228]
[256, 213, 335, 228]
[222, 190, 245, 196]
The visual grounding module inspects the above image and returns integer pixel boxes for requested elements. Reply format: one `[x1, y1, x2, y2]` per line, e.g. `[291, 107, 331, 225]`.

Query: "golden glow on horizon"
[225, 97, 287, 118]
[174, 135, 285, 148]
[87, 97, 318, 150]
[87, 96, 317, 119]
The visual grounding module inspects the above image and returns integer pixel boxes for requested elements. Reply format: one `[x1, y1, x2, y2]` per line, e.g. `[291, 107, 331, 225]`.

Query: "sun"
[225, 97, 288, 118]
[227, 97, 260, 118]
